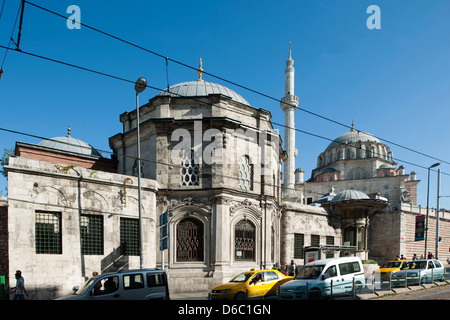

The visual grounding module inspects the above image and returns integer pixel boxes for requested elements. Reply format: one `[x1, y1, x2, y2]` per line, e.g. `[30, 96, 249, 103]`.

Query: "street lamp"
[435, 168, 441, 259]
[135, 77, 147, 269]
[425, 162, 440, 258]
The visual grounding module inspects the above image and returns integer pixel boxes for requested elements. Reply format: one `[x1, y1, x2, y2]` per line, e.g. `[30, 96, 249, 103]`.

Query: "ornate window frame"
[176, 217, 204, 262]
[229, 203, 261, 266]
[238, 155, 253, 190]
[168, 205, 211, 269]
[180, 152, 200, 187]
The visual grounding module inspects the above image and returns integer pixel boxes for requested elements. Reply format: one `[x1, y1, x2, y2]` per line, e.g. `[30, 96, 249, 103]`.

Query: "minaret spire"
[281, 43, 299, 199]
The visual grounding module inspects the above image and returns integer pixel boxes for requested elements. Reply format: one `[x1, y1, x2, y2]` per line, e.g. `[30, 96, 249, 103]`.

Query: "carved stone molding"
[229, 199, 261, 217]
[168, 197, 211, 213]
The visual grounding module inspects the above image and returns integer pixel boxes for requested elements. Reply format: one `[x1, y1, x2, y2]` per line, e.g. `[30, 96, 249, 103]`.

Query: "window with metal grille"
[120, 218, 140, 256]
[176, 218, 204, 262]
[235, 220, 255, 261]
[35, 210, 62, 254]
[293, 233, 304, 259]
[311, 234, 320, 247]
[180, 154, 200, 186]
[239, 156, 253, 190]
[326, 236, 334, 259]
[81, 214, 104, 255]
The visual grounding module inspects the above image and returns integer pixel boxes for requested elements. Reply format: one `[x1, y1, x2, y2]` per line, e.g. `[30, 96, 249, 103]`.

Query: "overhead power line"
[21, 0, 450, 168]
[0, 44, 449, 179]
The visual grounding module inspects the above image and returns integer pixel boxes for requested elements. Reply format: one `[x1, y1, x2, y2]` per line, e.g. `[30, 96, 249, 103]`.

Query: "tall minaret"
[281, 43, 299, 199]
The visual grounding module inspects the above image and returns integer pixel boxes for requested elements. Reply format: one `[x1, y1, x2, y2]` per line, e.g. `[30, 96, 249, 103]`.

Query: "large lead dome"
[156, 80, 250, 106]
[326, 130, 380, 151]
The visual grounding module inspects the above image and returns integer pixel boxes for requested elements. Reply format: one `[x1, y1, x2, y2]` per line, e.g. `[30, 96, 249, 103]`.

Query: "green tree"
[0, 147, 15, 178]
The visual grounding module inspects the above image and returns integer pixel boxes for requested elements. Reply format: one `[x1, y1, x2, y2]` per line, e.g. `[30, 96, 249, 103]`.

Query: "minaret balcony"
[281, 95, 299, 109]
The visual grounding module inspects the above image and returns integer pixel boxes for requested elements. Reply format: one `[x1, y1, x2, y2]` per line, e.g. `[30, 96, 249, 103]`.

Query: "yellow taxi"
[209, 269, 292, 300]
[378, 259, 411, 278]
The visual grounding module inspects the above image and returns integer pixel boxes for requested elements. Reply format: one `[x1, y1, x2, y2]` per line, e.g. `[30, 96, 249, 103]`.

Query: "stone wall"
[6, 157, 158, 299]
[280, 202, 341, 265]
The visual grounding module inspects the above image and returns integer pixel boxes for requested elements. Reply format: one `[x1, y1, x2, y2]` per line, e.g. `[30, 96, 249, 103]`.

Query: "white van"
[59, 269, 170, 300]
[279, 257, 365, 300]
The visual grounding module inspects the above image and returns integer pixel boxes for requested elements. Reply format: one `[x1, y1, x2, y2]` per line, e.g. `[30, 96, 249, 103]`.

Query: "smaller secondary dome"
[38, 136, 101, 157]
[157, 81, 250, 106]
[331, 189, 370, 202]
[326, 130, 380, 151]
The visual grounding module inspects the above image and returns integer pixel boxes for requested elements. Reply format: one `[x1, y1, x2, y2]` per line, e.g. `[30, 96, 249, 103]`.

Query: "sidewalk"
[170, 291, 209, 300]
[170, 283, 447, 300]
[355, 282, 446, 300]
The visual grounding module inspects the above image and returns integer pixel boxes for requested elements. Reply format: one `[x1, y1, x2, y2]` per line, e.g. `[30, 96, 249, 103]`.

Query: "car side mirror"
[322, 274, 329, 280]
[72, 286, 79, 294]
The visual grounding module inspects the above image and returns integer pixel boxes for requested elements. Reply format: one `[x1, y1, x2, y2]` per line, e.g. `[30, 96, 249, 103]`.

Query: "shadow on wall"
[101, 244, 130, 274]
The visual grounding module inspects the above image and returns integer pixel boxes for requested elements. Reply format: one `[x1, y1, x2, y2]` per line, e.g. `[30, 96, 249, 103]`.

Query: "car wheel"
[234, 292, 246, 300]
[354, 281, 363, 294]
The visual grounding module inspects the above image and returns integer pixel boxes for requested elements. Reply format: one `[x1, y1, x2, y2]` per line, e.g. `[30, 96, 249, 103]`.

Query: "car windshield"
[295, 265, 325, 280]
[75, 278, 97, 295]
[382, 261, 401, 268]
[401, 261, 426, 270]
[230, 272, 253, 282]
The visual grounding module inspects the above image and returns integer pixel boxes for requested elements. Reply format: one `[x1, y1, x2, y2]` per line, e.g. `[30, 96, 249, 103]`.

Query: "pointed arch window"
[176, 218, 204, 262]
[239, 156, 253, 190]
[235, 219, 255, 261]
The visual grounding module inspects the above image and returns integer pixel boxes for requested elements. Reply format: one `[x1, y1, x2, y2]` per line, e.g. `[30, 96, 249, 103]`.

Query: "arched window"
[235, 220, 255, 261]
[176, 218, 204, 262]
[239, 156, 253, 190]
[180, 153, 199, 186]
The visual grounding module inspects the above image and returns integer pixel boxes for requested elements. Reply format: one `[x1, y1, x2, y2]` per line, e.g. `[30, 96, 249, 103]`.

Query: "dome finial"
[350, 119, 355, 132]
[67, 123, 71, 137]
[197, 58, 204, 82]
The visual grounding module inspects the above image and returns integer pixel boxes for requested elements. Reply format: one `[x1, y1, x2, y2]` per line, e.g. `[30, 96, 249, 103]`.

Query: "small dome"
[157, 81, 250, 106]
[38, 136, 101, 157]
[326, 130, 380, 151]
[331, 189, 370, 202]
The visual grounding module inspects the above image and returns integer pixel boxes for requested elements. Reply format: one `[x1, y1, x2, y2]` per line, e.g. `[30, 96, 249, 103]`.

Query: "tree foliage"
[0, 147, 15, 178]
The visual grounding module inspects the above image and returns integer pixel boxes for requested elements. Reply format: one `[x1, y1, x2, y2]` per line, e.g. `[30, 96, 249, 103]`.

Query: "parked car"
[209, 269, 292, 300]
[378, 259, 411, 279]
[58, 269, 170, 300]
[390, 259, 445, 285]
[279, 257, 366, 300]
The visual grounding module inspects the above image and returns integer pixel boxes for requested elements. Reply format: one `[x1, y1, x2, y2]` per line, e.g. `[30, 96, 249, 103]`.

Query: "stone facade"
[109, 81, 284, 293]
[3, 54, 450, 300]
[6, 157, 158, 299]
[280, 202, 341, 265]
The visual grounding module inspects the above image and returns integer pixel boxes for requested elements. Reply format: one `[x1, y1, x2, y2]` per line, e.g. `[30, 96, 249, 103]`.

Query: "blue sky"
[0, 0, 449, 209]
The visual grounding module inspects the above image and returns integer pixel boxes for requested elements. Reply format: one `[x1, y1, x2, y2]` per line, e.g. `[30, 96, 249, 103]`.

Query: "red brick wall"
[16, 144, 117, 173]
[404, 211, 450, 261]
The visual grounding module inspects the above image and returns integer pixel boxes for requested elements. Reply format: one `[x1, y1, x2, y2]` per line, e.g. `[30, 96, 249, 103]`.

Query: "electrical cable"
[0, 0, 6, 23]
[0, 43, 448, 181]
[22, 0, 450, 167]
[0, 1, 21, 70]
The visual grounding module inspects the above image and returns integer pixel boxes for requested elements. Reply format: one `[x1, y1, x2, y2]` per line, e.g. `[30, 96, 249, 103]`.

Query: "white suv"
[59, 269, 170, 300]
[279, 257, 365, 299]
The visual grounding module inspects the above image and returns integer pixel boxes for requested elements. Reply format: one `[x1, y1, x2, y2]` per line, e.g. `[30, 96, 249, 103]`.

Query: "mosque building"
[1, 48, 449, 299]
